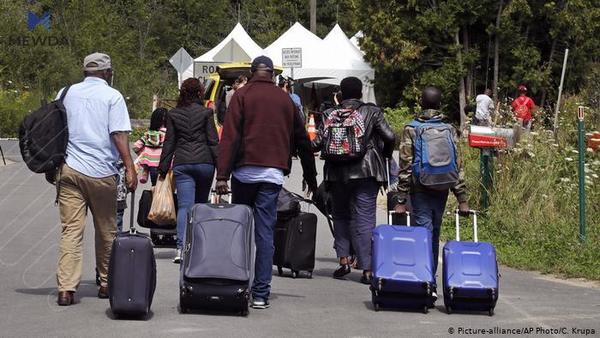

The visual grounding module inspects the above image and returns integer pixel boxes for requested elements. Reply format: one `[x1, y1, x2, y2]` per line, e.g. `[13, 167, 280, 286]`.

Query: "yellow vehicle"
[203, 62, 283, 125]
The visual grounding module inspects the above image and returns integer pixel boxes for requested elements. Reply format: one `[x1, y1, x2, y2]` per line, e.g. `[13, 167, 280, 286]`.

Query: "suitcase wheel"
[307, 271, 313, 279]
[446, 306, 452, 315]
[423, 305, 429, 314]
[291, 270, 299, 279]
[373, 302, 380, 312]
[277, 266, 283, 276]
[488, 308, 494, 316]
[179, 304, 188, 314]
[240, 306, 249, 317]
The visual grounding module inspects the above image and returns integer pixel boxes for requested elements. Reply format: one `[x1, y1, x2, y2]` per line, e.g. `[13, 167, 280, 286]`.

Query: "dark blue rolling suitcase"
[443, 210, 499, 316]
[109, 192, 157, 319]
[371, 211, 436, 313]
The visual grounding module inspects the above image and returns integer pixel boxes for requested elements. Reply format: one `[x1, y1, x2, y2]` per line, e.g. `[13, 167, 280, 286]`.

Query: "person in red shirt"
[511, 84, 536, 130]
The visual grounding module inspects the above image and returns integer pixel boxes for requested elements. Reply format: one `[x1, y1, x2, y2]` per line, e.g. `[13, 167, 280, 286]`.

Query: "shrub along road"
[0, 140, 598, 337]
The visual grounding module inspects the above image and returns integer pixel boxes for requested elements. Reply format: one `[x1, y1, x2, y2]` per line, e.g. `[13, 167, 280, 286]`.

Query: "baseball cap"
[251, 55, 273, 73]
[83, 52, 112, 71]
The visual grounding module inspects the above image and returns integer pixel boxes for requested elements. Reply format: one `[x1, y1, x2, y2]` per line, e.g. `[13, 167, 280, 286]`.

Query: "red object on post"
[587, 131, 600, 151]
[468, 133, 508, 149]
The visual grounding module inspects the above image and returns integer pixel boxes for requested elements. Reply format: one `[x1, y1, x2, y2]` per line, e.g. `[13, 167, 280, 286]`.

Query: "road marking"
[0, 223, 59, 267]
[22, 243, 58, 288]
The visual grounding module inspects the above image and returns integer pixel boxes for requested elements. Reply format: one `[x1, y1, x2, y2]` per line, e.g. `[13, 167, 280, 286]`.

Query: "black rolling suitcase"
[108, 192, 157, 319]
[274, 212, 318, 278]
[179, 195, 254, 316]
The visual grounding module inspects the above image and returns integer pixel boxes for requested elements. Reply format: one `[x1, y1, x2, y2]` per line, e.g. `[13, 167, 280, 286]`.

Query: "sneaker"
[251, 298, 270, 309]
[173, 249, 182, 264]
[428, 291, 438, 309]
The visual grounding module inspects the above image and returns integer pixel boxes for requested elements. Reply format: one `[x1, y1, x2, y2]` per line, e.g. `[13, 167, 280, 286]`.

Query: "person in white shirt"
[474, 89, 495, 126]
[55, 52, 137, 306]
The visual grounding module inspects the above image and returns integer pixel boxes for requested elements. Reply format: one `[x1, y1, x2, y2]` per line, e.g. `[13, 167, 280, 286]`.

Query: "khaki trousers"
[57, 165, 117, 292]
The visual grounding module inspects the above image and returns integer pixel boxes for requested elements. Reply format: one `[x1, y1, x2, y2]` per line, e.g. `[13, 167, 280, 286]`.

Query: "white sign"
[193, 61, 224, 83]
[282, 48, 302, 68]
[169, 47, 193, 73]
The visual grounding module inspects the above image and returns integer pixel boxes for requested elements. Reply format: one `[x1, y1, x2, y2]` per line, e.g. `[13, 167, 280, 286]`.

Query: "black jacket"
[313, 99, 396, 186]
[159, 102, 218, 174]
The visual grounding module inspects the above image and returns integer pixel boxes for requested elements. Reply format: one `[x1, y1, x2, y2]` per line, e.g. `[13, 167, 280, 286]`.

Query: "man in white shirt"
[474, 89, 495, 126]
[56, 53, 137, 306]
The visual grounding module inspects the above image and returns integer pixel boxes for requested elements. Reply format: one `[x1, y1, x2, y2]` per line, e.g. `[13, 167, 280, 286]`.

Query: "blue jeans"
[411, 191, 449, 278]
[231, 176, 282, 301]
[330, 179, 379, 271]
[173, 163, 215, 249]
[148, 167, 158, 186]
[116, 208, 125, 233]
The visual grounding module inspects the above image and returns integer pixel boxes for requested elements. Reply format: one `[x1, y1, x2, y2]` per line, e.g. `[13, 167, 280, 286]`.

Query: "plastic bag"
[148, 171, 177, 225]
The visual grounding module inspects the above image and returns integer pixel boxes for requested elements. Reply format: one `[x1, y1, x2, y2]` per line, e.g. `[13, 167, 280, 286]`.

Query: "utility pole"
[310, 0, 317, 34]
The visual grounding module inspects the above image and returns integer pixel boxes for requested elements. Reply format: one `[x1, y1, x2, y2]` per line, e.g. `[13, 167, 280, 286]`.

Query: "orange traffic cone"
[307, 114, 317, 141]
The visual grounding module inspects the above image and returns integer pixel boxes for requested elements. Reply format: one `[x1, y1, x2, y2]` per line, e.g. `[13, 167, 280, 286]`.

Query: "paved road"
[1, 140, 599, 337]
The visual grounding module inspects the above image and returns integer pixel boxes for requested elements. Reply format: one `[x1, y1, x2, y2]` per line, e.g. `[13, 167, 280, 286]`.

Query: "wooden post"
[310, 0, 317, 34]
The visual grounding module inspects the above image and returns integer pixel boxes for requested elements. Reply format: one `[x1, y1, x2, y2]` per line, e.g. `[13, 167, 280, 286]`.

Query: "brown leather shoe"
[57, 291, 74, 306]
[98, 286, 109, 299]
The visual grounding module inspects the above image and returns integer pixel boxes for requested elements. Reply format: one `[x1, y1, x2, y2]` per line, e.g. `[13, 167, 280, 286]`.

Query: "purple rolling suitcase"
[443, 210, 499, 316]
[371, 211, 435, 313]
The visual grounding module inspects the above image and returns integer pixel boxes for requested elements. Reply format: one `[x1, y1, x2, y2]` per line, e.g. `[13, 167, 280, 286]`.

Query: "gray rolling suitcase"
[108, 192, 157, 319]
[179, 196, 254, 316]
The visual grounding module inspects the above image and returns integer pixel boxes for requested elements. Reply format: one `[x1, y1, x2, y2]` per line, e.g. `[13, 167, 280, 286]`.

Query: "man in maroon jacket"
[216, 56, 317, 309]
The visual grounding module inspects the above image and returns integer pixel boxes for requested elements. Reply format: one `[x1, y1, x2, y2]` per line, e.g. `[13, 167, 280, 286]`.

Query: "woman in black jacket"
[159, 78, 218, 263]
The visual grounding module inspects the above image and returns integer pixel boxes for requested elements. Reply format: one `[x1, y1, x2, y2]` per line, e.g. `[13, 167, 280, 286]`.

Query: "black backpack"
[19, 86, 70, 175]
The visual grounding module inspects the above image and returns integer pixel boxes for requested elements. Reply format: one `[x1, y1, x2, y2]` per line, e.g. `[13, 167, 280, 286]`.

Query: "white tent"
[263, 22, 328, 81]
[350, 31, 364, 54]
[181, 23, 263, 81]
[263, 23, 376, 103]
[322, 25, 375, 103]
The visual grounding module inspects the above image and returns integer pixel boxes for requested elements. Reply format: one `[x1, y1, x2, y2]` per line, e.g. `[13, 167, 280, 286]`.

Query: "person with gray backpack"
[391, 86, 470, 304]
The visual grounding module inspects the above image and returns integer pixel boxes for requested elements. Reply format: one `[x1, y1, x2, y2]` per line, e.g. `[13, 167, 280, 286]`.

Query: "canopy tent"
[350, 31, 364, 54]
[263, 23, 376, 104]
[263, 22, 327, 80]
[181, 23, 263, 81]
[322, 25, 375, 103]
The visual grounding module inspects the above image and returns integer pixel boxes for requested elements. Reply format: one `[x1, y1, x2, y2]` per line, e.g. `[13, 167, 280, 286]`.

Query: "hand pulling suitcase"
[274, 211, 317, 278]
[109, 191, 157, 319]
[443, 210, 499, 316]
[179, 195, 254, 316]
[371, 211, 435, 313]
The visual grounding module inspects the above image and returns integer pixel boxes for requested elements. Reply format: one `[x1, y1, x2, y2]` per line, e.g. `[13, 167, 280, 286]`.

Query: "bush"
[383, 106, 413, 137]
[441, 95, 600, 280]
[0, 88, 43, 138]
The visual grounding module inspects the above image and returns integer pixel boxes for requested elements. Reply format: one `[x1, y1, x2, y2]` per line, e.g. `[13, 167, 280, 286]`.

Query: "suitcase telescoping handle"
[129, 190, 136, 234]
[388, 210, 410, 226]
[455, 209, 478, 242]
